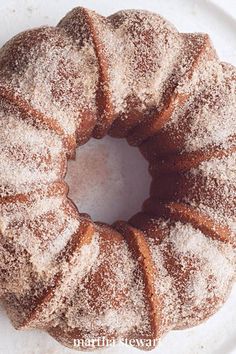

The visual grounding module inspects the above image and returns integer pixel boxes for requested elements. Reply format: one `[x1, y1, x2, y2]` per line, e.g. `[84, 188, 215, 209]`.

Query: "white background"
[0, 1, 235, 353]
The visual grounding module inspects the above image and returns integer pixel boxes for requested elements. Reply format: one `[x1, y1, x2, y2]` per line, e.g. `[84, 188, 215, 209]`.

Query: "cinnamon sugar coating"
[0, 7, 235, 351]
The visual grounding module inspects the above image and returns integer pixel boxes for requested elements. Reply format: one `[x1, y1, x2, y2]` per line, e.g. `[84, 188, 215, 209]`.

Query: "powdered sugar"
[63, 235, 151, 339]
[193, 152, 236, 182]
[150, 221, 235, 328]
[101, 10, 182, 114]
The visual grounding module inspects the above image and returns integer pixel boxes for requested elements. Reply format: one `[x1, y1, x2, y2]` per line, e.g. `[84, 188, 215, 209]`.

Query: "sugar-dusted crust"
[0, 7, 235, 351]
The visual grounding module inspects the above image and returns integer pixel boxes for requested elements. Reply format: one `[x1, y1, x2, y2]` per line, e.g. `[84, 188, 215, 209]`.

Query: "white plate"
[0, 0, 235, 353]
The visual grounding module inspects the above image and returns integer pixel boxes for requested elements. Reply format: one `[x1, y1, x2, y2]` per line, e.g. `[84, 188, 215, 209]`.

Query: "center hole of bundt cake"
[66, 136, 151, 224]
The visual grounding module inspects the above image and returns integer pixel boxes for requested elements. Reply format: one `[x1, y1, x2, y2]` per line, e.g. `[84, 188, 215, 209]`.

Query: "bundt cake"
[0, 6, 235, 351]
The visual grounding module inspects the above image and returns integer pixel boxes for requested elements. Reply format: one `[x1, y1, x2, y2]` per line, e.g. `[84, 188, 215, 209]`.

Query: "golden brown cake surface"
[0, 7, 235, 351]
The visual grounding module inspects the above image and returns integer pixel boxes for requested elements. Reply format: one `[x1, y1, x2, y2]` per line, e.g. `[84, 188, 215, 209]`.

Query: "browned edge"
[150, 140, 236, 176]
[143, 200, 236, 247]
[113, 220, 161, 349]
[81, 8, 114, 138]
[0, 85, 76, 154]
[127, 34, 215, 146]
[0, 181, 68, 205]
[19, 218, 95, 329]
